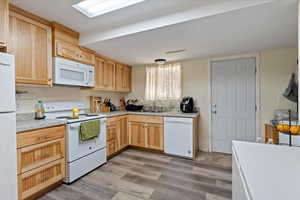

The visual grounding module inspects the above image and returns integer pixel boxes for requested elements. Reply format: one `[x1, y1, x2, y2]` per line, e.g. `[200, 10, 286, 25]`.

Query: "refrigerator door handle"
[0, 63, 10, 67]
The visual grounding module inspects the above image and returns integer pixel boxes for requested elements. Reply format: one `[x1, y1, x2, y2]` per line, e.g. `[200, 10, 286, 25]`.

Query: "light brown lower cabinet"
[106, 116, 128, 157]
[128, 122, 146, 148]
[128, 121, 164, 151]
[146, 123, 164, 151]
[128, 115, 164, 151]
[17, 126, 65, 200]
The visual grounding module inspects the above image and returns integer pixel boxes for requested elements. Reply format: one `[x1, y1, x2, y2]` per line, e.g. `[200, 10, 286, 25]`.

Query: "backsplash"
[16, 85, 126, 114]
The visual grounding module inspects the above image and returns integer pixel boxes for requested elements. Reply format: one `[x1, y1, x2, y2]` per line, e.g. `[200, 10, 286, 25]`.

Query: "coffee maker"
[180, 97, 194, 113]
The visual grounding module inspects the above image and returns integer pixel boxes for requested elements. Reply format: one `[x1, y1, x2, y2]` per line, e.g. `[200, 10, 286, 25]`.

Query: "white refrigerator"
[0, 53, 17, 200]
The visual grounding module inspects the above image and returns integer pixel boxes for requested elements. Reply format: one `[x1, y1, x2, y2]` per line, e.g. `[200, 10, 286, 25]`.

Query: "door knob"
[212, 111, 217, 114]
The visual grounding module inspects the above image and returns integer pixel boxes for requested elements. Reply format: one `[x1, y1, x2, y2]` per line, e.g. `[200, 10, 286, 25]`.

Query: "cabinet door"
[146, 123, 164, 151]
[118, 116, 128, 150]
[94, 57, 115, 91]
[123, 65, 131, 91]
[0, 0, 9, 49]
[105, 61, 116, 90]
[9, 12, 52, 86]
[79, 49, 95, 65]
[129, 122, 146, 147]
[55, 40, 80, 61]
[116, 64, 131, 92]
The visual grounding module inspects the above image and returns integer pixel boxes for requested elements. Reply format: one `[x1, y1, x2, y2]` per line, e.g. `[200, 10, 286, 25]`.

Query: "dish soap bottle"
[35, 100, 45, 120]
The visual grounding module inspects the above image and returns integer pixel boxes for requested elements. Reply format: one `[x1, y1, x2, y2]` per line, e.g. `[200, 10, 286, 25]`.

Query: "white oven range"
[44, 101, 107, 183]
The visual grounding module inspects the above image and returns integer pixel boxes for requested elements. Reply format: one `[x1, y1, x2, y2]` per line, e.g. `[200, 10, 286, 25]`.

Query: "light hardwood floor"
[39, 149, 232, 200]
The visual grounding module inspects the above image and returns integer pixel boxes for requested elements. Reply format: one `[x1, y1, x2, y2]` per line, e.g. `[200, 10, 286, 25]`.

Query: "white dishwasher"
[164, 117, 193, 158]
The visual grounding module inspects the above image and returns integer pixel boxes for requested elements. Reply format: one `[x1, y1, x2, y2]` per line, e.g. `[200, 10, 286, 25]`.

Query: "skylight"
[73, 0, 146, 18]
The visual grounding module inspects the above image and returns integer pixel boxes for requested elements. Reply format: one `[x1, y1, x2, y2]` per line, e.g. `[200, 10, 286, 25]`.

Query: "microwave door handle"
[85, 70, 89, 85]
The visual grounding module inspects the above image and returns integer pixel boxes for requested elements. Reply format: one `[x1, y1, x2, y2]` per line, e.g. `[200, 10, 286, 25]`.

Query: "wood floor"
[39, 149, 232, 200]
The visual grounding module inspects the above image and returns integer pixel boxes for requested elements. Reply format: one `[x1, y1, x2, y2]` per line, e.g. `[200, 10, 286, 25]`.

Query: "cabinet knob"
[48, 78, 52, 81]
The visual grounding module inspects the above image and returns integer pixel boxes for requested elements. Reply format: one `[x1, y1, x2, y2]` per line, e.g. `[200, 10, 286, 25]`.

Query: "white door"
[211, 58, 256, 153]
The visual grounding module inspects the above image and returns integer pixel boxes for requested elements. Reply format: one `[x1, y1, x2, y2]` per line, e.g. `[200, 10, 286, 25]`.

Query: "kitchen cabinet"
[128, 115, 164, 151]
[9, 10, 52, 86]
[17, 125, 65, 200]
[146, 123, 164, 150]
[116, 63, 131, 92]
[94, 56, 116, 91]
[128, 122, 146, 148]
[117, 116, 128, 149]
[54, 40, 95, 65]
[106, 119, 117, 157]
[55, 40, 80, 62]
[0, 0, 9, 51]
[52, 22, 95, 66]
[107, 116, 128, 157]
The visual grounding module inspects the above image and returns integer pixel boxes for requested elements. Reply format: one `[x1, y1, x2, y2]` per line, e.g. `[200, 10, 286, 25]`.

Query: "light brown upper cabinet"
[9, 9, 52, 86]
[94, 56, 116, 91]
[52, 22, 95, 66]
[116, 63, 131, 92]
[55, 40, 80, 61]
[0, 0, 9, 51]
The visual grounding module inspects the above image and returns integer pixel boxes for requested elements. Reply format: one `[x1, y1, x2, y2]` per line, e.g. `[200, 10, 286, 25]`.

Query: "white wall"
[128, 48, 298, 151]
[16, 85, 125, 113]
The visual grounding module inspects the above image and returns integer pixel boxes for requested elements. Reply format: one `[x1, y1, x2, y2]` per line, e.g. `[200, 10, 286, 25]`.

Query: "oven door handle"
[69, 124, 81, 129]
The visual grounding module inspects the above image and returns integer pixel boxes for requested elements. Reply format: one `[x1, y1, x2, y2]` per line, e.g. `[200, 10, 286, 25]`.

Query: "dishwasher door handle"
[165, 121, 192, 124]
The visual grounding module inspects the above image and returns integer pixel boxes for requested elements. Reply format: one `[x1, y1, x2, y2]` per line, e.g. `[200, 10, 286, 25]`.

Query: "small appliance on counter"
[180, 97, 194, 113]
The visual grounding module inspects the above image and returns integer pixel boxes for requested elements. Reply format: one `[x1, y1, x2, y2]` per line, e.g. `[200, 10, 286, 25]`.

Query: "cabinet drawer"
[17, 138, 65, 174]
[107, 140, 116, 157]
[128, 115, 163, 124]
[18, 159, 65, 200]
[17, 126, 65, 148]
[107, 124, 117, 141]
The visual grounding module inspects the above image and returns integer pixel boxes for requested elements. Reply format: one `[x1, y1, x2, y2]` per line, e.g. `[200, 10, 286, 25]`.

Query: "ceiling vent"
[165, 49, 187, 54]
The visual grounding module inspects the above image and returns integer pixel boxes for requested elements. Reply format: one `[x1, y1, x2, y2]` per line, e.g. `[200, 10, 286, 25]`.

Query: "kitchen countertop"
[92, 111, 200, 118]
[16, 111, 199, 133]
[233, 141, 300, 200]
[16, 118, 67, 133]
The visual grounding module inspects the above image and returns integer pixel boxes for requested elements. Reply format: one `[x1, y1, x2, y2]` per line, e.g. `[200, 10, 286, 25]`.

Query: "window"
[145, 63, 182, 101]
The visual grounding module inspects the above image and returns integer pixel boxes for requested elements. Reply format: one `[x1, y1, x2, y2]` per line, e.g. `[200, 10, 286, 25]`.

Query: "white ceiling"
[11, 0, 297, 65]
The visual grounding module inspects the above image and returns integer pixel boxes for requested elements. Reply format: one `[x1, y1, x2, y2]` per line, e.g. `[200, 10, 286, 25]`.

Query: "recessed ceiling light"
[73, 0, 146, 18]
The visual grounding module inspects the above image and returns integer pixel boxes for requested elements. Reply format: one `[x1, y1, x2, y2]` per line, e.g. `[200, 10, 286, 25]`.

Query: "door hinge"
[255, 105, 257, 112]
[255, 67, 257, 75]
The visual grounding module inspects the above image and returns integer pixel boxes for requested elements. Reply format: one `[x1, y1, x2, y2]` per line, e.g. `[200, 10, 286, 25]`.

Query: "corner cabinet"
[9, 11, 52, 86]
[0, 0, 9, 51]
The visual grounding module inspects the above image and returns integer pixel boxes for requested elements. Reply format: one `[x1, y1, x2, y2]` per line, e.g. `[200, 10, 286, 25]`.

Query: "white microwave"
[53, 57, 95, 87]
